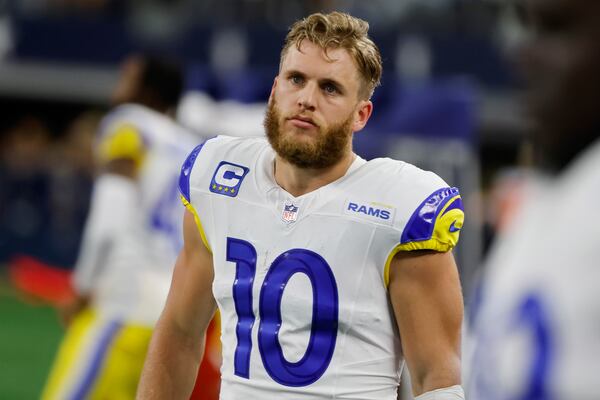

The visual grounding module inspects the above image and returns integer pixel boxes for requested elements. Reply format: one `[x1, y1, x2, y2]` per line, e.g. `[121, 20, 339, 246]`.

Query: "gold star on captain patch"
[218, 186, 223, 191]
[231, 189, 236, 193]
[224, 187, 229, 192]
[212, 184, 217, 189]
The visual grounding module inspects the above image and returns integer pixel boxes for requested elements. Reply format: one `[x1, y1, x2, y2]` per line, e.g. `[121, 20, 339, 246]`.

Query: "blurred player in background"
[41, 54, 205, 399]
[138, 12, 465, 400]
[467, 0, 600, 398]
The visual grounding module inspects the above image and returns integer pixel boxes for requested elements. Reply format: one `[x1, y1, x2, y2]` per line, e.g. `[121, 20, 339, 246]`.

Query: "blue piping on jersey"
[179, 143, 205, 202]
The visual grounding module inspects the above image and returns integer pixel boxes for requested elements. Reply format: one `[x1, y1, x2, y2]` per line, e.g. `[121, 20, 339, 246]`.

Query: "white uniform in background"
[180, 135, 464, 399]
[467, 140, 600, 399]
[177, 90, 266, 139]
[42, 104, 198, 400]
[74, 104, 197, 324]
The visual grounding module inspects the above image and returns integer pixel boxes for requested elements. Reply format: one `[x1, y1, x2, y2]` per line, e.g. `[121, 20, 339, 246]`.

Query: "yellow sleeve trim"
[180, 195, 212, 253]
[384, 195, 463, 287]
[383, 244, 404, 288]
[382, 240, 456, 288]
[98, 124, 146, 167]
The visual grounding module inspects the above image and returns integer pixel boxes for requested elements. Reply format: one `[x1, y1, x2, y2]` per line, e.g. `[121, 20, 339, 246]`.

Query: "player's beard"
[264, 99, 353, 169]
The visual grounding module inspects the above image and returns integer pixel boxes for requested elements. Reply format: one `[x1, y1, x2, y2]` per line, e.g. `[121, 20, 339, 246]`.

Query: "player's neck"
[273, 152, 357, 197]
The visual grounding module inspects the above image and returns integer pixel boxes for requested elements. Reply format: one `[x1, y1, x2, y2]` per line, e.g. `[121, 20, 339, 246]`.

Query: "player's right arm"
[137, 209, 216, 399]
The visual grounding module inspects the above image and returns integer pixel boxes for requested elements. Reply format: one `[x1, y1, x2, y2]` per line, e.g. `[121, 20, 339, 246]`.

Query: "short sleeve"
[178, 142, 205, 204]
[382, 186, 464, 287]
[178, 142, 211, 252]
[397, 187, 464, 252]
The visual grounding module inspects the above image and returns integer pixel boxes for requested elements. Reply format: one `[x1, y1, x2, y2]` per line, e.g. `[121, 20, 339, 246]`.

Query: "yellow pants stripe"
[41, 308, 153, 400]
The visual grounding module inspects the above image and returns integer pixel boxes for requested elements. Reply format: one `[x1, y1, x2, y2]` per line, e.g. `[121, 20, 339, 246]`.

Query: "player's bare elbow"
[411, 352, 462, 396]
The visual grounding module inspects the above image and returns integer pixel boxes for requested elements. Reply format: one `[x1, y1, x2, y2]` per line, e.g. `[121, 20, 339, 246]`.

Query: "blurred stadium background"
[0, 0, 528, 398]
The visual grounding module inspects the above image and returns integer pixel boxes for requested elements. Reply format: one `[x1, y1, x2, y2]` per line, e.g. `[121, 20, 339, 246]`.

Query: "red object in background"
[8, 255, 76, 306]
[190, 316, 221, 400]
[8, 254, 222, 398]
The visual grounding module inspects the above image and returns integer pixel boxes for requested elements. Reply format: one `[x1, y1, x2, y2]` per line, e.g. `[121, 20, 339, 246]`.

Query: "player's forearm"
[137, 318, 205, 399]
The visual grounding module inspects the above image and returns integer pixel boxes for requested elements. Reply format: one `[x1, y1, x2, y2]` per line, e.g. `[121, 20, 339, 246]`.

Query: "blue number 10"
[226, 237, 339, 387]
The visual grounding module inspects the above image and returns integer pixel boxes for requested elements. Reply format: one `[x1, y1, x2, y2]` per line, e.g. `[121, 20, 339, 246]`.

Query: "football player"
[139, 12, 466, 400]
[42, 55, 199, 399]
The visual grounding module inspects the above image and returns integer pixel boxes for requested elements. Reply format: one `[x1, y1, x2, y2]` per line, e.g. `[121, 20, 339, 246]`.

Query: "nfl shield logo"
[281, 202, 299, 223]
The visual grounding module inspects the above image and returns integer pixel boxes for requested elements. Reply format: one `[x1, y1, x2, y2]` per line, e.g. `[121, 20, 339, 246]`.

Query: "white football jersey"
[466, 140, 600, 399]
[74, 104, 198, 325]
[180, 136, 464, 399]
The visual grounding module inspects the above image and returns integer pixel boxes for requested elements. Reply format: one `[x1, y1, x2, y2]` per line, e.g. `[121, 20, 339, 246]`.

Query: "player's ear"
[268, 77, 278, 104]
[352, 100, 373, 133]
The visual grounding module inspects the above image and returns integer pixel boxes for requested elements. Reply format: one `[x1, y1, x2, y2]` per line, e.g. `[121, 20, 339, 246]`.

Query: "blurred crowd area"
[0, 0, 528, 296]
[7, 0, 510, 31]
[0, 99, 99, 268]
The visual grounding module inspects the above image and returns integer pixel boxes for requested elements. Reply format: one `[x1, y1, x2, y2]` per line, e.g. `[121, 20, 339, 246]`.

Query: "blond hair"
[281, 12, 383, 100]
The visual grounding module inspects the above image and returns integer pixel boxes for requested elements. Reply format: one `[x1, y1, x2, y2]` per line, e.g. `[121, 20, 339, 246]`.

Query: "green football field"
[0, 277, 64, 399]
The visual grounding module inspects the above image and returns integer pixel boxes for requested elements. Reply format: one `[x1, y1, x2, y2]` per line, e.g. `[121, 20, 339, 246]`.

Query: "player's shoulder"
[179, 135, 267, 202]
[97, 104, 196, 163]
[100, 104, 184, 139]
[99, 104, 153, 132]
[354, 157, 464, 251]
[356, 157, 449, 201]
[202, 134, 267, 154]
[187, 135, 267, 169]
